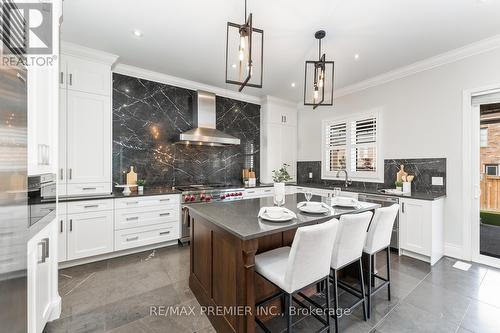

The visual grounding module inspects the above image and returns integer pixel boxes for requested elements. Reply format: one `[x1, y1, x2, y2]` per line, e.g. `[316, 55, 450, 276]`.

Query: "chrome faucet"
[336, 169, 352, 188]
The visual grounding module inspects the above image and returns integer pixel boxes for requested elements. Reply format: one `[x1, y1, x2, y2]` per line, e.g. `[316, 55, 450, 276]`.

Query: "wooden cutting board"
[396, 165, 408, 183]
[127, 166, 137, 185]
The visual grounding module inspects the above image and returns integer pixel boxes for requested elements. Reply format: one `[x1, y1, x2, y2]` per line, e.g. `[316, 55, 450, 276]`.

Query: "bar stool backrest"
[364, 204, 400, 255]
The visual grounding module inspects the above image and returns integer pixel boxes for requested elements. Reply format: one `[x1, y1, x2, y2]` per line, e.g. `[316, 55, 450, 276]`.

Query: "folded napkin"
[258, 207, 297, 219]
[297, 201, 334, 214]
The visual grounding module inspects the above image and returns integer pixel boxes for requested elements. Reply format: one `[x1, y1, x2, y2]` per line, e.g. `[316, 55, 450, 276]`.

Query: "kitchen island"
[187, 194, 379, 333]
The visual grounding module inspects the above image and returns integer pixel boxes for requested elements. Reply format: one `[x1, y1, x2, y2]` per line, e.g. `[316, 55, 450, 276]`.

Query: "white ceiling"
[61, 0, 500, 102]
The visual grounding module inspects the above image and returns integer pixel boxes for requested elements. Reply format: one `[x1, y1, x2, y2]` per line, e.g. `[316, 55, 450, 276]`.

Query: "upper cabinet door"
[65, 55, 111, 96]
[66, 90, 111, 184]
[58, 90, 67, 196]
[281, 125, 297, 181]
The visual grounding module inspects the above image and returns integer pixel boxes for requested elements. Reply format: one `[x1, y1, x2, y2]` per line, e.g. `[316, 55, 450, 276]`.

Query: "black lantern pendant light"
[225, 0, 264, 92]
[304, 30, 334, 109]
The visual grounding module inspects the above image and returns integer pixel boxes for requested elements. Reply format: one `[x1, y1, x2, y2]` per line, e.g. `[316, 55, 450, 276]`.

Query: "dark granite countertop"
[294, 183, 446, 201]
[186, 193, 380, 240]
[59, 186, 181, 202]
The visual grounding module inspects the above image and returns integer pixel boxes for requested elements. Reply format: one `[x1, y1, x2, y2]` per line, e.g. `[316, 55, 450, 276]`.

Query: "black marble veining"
[112, 73, 260, 187]
[297, 158, 446, 196]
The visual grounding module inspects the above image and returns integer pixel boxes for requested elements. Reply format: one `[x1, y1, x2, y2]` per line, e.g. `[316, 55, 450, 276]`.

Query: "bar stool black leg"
[358, 258, 368, 321]
[386, 247, 391, 301]
[285, 293, 292, 333]
[331, 270, 339, 333]
[367, 254, 372, 319]
[325, 276, 331, 331]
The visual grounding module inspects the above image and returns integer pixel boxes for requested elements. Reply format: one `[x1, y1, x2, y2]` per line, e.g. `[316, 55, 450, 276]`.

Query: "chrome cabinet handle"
[159, 199, 170, 202]
[264, 189, 272, 192]
[68, 168, 72, 180]
[60, 168, 64, 180]
[69, 73, 73, 86]
[126, 201, 139, 205]
[38, 241, 46, 264]
[126, 236, 139, 242]
[126, 216, 139, 221]
[159, 231, 170, 236]
[247, 191, 255, 194]
[60, 71, 64, 84]
[82, 187, 97, 191]
[84, 205, 99, 209]
[159, 213, 170, 217]
[70, 219, 73, 231]
[60, 220, 63, 233]
[402, 202, 405, 213]
[37, 238, 49, 263]
[43, 238, 49, 259]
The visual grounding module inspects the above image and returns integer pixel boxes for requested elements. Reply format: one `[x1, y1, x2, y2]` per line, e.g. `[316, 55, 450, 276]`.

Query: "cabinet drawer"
[67, 199, 113, 214]
[114, 194, 180, 210]
[244, 187, 273, 198]
[114, 206, 180, 230]
[114, 223, 179, 251]
[66, 183, 111, 196]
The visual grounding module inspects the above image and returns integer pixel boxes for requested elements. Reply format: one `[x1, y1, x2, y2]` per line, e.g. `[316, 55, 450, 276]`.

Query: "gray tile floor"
[44, 245, 500, 333]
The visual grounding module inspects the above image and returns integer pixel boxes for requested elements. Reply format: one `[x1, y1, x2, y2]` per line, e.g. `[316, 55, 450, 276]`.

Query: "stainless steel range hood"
[178, 91, 241, 146]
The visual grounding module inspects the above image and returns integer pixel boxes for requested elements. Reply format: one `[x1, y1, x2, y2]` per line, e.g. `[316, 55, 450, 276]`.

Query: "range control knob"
[205, 196, 212, 202]
[220, 195, 225, 200]
[200, 194, 206, 201]
[184, 195, 190, 202]
[190, 195, 196, 202]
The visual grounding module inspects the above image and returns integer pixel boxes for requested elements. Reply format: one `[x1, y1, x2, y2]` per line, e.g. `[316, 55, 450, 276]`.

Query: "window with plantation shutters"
[322, 112, 381, 180]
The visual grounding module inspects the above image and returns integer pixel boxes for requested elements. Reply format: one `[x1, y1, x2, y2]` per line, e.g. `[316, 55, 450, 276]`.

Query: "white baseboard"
[444, 242, 464, 260]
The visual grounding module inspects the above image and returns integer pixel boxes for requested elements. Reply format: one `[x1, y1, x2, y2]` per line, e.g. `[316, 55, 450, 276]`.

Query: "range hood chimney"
[178, 91, 241, 146]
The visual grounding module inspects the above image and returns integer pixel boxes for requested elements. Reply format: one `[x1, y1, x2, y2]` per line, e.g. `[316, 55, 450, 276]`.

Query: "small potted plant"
[395, 181, 403, 192]
[272, 164, 292, 206]
[137, 179, 145, 194]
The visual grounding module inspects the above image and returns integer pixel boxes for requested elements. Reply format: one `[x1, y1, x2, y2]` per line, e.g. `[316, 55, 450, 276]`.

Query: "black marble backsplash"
[112, 73, 260, 186]
[297, 158, 446, 194]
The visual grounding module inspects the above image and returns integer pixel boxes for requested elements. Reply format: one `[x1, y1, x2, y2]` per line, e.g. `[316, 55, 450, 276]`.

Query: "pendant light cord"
[244, 0, 247, 20]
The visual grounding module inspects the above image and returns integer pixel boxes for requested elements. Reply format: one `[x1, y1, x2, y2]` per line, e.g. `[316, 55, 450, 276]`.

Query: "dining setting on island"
[186, 190, 397, 333]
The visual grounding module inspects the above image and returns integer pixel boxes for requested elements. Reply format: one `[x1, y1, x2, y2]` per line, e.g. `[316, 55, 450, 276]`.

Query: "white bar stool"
[255, 220, 339, 333]
[363, 204, 399, 318]
[329, 211, 373, 333]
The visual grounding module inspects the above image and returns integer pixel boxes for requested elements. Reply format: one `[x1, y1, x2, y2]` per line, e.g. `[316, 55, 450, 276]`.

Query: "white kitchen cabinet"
[244, 187, 274, 198]
[62, 55, 111, 96]
[59, 45, 117, 197]
[67, 210, 114, 260]
[260, 96, 298, 183]
[66, 90, 111, 186]
[399, 198, 444, 265]
[28, 218, 59, 333]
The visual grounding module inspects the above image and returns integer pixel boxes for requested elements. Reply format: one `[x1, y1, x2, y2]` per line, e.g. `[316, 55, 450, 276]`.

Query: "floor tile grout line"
[454, 300, 472, 333]
[370, 268, 432, 332]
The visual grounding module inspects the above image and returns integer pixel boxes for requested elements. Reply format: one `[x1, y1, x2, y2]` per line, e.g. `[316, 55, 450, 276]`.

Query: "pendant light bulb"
[313, 88, 319, 100]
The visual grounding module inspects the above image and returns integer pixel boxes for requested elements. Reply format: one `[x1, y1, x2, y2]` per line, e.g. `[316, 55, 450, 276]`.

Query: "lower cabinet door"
[399, 199, 431, 256]
[58, 217, 67, 262]
[67, 210, 113, 260]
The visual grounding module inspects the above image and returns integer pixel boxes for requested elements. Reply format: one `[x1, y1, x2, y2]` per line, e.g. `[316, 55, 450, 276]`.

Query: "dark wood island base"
[189, 210, 297, 333]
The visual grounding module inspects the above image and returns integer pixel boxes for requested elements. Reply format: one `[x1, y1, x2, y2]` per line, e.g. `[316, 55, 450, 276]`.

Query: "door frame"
[463, 84, 500, 268]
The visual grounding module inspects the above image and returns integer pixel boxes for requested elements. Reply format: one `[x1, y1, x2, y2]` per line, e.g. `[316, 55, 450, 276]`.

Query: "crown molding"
[261, 95, 297, 108]
[61, 41, 119, 66]
[334, 34, 500, 99]
[113, 63, 262, 105]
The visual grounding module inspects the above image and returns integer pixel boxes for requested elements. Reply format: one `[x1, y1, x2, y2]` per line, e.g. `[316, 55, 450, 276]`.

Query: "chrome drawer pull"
[159, 231, 170, 236]
[126, 216, 139, 221]
[84, 205, 99, 209]
[126, 201, 139, 205]
[126, 236, 139, 242]
[82, 187, 97, 190]
[159, 213, 170, 217]
[264, 189, 272, 192]
[159, 199, 170, 202]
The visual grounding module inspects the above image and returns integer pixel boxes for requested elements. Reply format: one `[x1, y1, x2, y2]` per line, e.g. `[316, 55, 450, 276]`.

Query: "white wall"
[298, 47, 500, 259]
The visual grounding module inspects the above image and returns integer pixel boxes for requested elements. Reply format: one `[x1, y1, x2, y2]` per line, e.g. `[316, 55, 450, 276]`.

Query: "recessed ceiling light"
[291, 82, 296, 88]
[132, 29, 143, 38]
[354, 54, 360, 60]
[231, 63, 237, 68]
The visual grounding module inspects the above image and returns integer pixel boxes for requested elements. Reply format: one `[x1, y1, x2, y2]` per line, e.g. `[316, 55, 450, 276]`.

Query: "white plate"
[331, 197, 359, 208]
[260, 209, 294, 222]
[297, 202, 330, 214]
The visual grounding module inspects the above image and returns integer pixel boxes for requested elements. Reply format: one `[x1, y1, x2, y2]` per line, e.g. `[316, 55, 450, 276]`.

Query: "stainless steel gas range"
[177, 184, 245, 244]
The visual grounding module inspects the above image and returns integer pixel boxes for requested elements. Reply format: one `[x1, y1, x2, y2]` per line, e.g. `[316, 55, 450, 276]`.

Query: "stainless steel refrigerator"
[0, 62, 28, 332]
